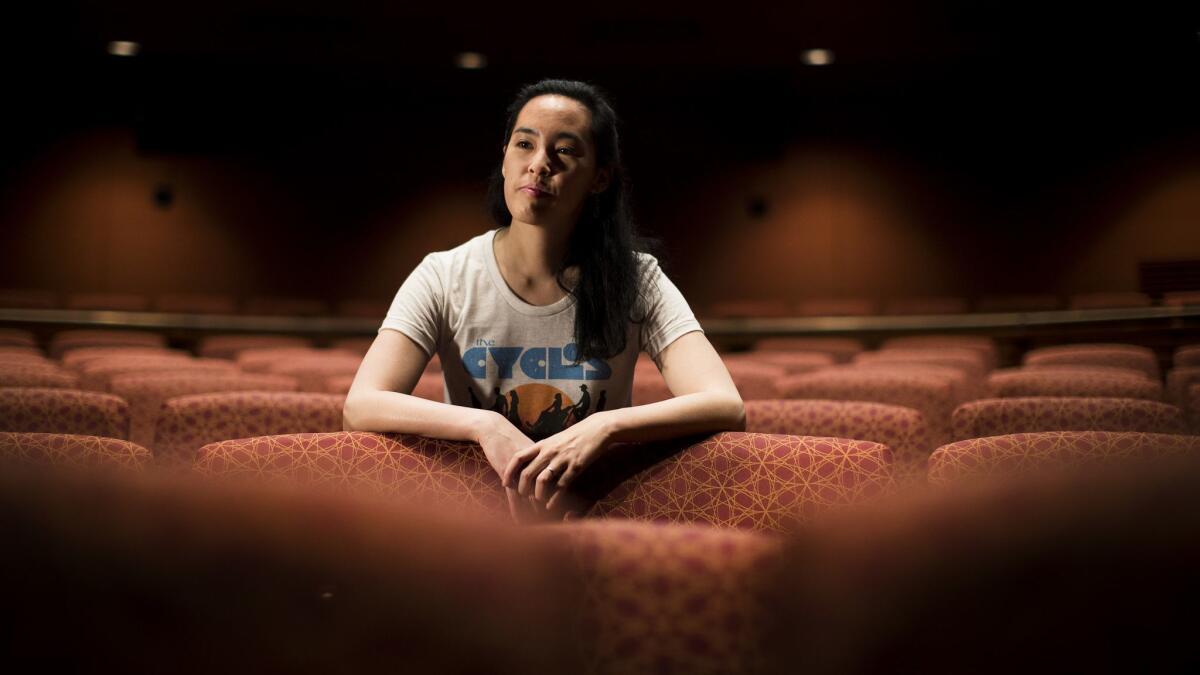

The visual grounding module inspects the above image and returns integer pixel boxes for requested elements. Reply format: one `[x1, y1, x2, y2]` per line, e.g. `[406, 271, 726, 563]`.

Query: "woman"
[343, 79, 744, 522]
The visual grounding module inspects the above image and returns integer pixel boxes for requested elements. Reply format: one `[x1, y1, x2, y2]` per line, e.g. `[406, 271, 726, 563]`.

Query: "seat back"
[1023, 343, 1159, 379]
[0, 387, 130, 438]
[952, 397, 1186, 440]
[985, 368, 1163, 401]
[0, 431, 150, 470]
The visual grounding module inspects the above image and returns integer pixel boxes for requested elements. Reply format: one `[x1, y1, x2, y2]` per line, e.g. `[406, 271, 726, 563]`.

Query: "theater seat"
[1167, 367, 1200, 406]
[194, 431, 505, 516]
[778, 368, 959, 445]
[0, 349, 52, 366]
[726, 351, 834, 375]
[61, 346, 187, 370]
[266, 356, 363, 392]
[951, 397, 1186, 441]
[0, 328, 36, 348]
[49, 330, 166, 359]
[156, 392, 346, 465]
[1021, 363, 1152, 380]
[586, 432, 894, 531]
[109, 372, 300, 449]
[78, 356, 239, 392]
[927, 431, 1200, 485]
[750, 337, 864, 363]
[985, 368, 1163, 401]
[237, 347, 358, 373]
[1023, 343, 1159, 379]
[197, 334, 312, 360]
[744, 399, 931, 481]
[0, 387, 130, 438]
[0, 363, 79, 389]
[554, 520, 781, 675]
[880, 334, 999, 371]
[324, 371, 443, 401]
[1190, 384, 1200, 432]
[723, 360, 787, 400]
[1175, 344, 1200, 368]
[0, 432, 151, 470]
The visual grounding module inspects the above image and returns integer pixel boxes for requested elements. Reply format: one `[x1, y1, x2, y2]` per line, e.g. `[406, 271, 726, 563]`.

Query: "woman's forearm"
[593, 391, 745, 445]
[343, 389, 497, 443]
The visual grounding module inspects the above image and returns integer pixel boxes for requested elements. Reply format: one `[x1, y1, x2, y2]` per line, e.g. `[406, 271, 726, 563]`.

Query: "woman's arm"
[506, 330, 744, 512]
[343, 330, 533, 477]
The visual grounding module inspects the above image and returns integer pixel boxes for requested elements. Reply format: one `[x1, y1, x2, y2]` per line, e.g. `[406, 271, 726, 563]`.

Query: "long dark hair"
[485, 79, 661, 363]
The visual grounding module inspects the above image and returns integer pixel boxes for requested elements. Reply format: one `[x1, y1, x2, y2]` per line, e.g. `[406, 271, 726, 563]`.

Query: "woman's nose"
[529, 150, 553, 176]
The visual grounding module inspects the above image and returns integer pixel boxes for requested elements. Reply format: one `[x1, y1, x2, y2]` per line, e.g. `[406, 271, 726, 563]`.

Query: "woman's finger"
[534, 458, 570, 502]
[518, 450, 554, 497]
[503, 445, 539, 488]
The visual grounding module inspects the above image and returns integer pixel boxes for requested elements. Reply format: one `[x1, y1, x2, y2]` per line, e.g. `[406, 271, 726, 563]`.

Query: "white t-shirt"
[379, 227, 703, 440]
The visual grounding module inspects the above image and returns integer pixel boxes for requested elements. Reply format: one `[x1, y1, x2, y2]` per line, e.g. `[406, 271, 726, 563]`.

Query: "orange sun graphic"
[510, 382, 573, 428]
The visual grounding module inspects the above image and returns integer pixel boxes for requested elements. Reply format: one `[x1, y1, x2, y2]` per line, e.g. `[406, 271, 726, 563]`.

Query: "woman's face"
[501, 94, 611, 229]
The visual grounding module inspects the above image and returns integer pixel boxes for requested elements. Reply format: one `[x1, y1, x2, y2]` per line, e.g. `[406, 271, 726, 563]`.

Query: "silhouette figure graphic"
[488, 386, 507, 416]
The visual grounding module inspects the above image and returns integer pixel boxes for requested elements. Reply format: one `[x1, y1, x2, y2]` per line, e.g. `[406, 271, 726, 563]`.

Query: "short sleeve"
[378, 253, 444, 358]
[637, 253, 704, 361]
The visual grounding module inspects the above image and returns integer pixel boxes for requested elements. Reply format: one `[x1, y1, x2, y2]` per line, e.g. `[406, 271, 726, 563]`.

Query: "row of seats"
[3, 428, 1200, 533]
[0, 290, 392, 317]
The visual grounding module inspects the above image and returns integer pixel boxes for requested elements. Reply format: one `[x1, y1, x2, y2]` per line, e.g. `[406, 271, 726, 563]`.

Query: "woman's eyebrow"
[514, 127, 584, 144]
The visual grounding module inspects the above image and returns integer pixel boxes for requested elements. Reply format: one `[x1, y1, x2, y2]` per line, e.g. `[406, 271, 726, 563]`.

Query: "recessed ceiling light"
[455, 52, 487, 69]
[800, 49, 834, 66]
[107, 41, 140, 57]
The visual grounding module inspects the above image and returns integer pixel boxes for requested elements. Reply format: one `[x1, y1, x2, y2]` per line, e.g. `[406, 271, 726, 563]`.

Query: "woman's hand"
[475, 411, 559, 524]
[503, 412, 613, 518]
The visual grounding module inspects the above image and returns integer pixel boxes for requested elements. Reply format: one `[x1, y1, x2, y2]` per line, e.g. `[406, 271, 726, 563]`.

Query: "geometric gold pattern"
[951, 397, 1186, 441]
[0, 431, 151, 471]
[109, 372, 301, 449]
[557, 519, 782, 675]
[745, 399, 931, 483]
[588, 431, 895, 532]
[927, 430, 1200, 485]
[985, 368, 1163, 401]
[193, 431, 506, 517]
[0, 387, 130, 438]
[155, 391, 346, 465]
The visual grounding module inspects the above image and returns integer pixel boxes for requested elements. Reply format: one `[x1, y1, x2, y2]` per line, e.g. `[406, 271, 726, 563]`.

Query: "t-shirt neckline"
[483, 227, 577, 317]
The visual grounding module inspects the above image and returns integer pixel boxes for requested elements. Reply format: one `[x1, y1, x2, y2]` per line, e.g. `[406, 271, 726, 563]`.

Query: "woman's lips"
[521, 186, 552, 198]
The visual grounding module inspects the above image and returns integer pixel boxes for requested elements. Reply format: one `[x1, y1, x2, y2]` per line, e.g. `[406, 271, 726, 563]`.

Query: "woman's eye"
[557, 147, 576, 155]
[515, 140, 532, 149]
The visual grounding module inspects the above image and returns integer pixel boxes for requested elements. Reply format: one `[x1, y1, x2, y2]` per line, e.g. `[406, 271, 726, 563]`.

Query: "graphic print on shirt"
[460, 341, 610, 441]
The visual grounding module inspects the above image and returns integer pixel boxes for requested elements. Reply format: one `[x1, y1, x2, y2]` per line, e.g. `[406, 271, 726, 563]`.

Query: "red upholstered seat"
[330, 336, 375, 355]
[744, 399, 931, 481]
[883, 296, 969, 315]
[724, 360, 787, 400]
[0, 328, 37, 348]
[0, 387, 130, 438]
[0, 363, 79, 389]
[152, 293, 237, 314]
[751, 337, 864, 363]
[155, 392, 346, 465]
[0, 432, 150, 470]
[1167, 367, 1200, 406]
[61, 346, 187, 370]
[1175, 344, 1200, 368]
[109, 372, 300, 449]
[1190, 384, 1200, 432]
[78, 356, 239, 392]
[778, 367, 960, 445]
[64, 292, 148, 312]
[0, 349, 52, 366]
[266, 355, 362, 392]
[49, 330, 166, 358]
[237, 347, 358, 373]
[985, 368, 1163, 401]
[927, 431, 1200, 485]
[1023, 343, 1159, 379]
[555, 520, 781, 675]
[1068, 292, 1151, 309]
[880, 335, 999, 371]
[197, 334, 312, 360]
[194, 431, 505, 516]
[951, 397, 1186, 441]
[587, 432, 894, 531]
[725, 351, 834, 374]
[1162, 291, 1200, 307]
[1022, 363, 1152, 380]
[855, 348, 989, 378]
[324, 371, 442, 401]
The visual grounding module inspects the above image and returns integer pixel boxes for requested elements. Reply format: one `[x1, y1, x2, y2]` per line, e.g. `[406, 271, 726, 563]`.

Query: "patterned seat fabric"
[951, 397, 1185, 441]
[1022, 363, 1151, 380]
[745, 399, 931, 482]
[109, 372, 300, 449]
[61, 346, 187, 370]
[854, 348, 989, 378]
[725, 351, 833, 375]
[1023, 343, 1159, 379]
[555, 520, 782, 675]
[724, 361, 787, 400]
[0, 328, 36, 348]
[927, 431, 1200, 485]
[849, 359, 982, 403]
[880, 334, 999, 371]
[194, 431, 505, 516]
[0, 349, 52, 366]
[0, 387, 130, 438]
[1166, 367, 1200, 406]
[0, 432, 150, 470]
[751, 337, 864, 363]
[330, 336, 375, 355]
[197, 334, 312, 360]
[78, 356, 239, 392]
[0, 363, 79, 389]
[778, 368, 959, 445]
[49, 330, 166, 358]
[985, 368, 1163, 401]
[156, 392, 346, 465]
[325, 371, 442, 401]
[237, 347, 358, 373]
[266, 355, 362, 392]
[586, 432, 894, 531]
[1174, 344, 1200, 368]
